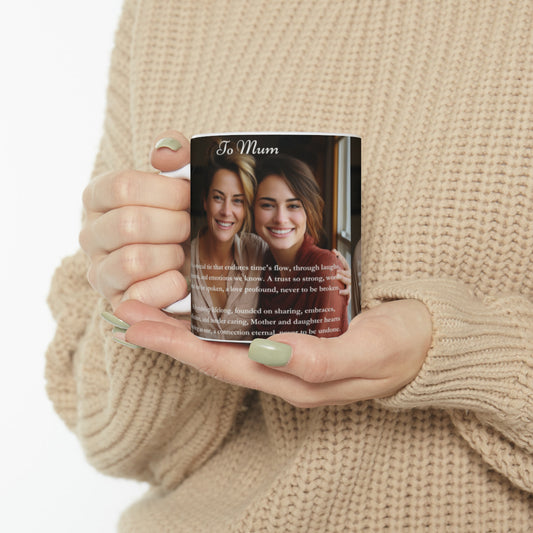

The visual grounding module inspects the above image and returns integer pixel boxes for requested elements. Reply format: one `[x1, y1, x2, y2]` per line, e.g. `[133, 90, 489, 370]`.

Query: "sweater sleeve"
[367, 278, 533, 492]
[45, 0, 247, 490]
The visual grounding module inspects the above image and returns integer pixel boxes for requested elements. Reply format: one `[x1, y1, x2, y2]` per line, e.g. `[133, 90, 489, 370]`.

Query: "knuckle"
[87, 255, 122, 304]
[118, 245, 148, 279]
[78, 220, 98, 253]
[111, 171, 138, 205]
[116, 207, 144, 242]
[88, 257, 109, 294]
[81, 182, 93, 209]
[300, 342, 330, 384]
[78, 226, 89, 252]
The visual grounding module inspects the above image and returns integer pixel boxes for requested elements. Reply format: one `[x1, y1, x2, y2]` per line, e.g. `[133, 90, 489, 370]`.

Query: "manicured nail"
[112, 337, 142, 349]
[111, 326, 141, 349]
[248, 339, 292, 367]
[101, 311, 130, 329]
[155, 137, 182, 151]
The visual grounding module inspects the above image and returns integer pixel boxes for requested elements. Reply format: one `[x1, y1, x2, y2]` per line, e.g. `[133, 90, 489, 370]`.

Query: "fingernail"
[101, 311, 130, 329]
[111, 326, 141, 349]
[112, 337, 142, 350]
[248, 339, 292, 367]
[155, 137, 182, 151]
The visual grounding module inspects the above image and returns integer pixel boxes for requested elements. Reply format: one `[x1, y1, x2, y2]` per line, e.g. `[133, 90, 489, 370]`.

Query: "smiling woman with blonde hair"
[190, 140, 267, 340]
[203, 140, 257, 233]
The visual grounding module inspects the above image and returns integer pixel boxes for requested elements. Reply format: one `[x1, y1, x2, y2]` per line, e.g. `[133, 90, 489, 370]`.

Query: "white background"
[0, 2, 149, 531]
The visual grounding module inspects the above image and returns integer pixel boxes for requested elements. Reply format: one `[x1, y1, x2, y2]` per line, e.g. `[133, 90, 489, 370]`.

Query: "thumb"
[150, 130, 191, 173]
[248, 332, 350, 384]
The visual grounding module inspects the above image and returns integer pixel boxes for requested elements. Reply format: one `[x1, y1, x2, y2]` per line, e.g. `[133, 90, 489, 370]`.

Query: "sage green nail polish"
[155, 137, 182, 151]
[112, 325, 139, 349]
[248, 339, 292, 367]
[101, 311, 130, 329]
[112, 337, 141, 350]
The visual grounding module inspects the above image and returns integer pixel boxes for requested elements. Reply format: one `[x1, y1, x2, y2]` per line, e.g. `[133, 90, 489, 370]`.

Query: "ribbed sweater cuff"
[366, 279, 532, 420]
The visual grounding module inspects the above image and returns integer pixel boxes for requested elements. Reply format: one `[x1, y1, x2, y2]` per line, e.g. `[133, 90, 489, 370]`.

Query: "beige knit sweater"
[46, 1, 533, 531]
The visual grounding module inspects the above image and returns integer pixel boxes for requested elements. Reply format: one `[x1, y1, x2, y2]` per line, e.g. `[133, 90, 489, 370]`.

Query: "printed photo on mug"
[189, 132, 361, 342]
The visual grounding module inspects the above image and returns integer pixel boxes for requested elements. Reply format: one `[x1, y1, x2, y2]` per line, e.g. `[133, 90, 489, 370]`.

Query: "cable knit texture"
[46, 1, 533, 531]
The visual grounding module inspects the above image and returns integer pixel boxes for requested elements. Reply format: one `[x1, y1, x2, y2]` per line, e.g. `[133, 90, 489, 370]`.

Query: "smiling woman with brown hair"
[252, 154, 349, 338]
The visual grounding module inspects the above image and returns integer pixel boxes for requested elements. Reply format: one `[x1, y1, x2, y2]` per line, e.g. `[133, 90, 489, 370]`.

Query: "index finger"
[116, 302, 372, 408]
[83, 170, 191, 213]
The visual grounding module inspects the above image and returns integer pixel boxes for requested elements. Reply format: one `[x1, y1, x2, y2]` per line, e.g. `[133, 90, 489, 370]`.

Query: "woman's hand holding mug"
[112, 298, 432, 406]
[79, 131, 191, 310]
[91, 129, 431, 405]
